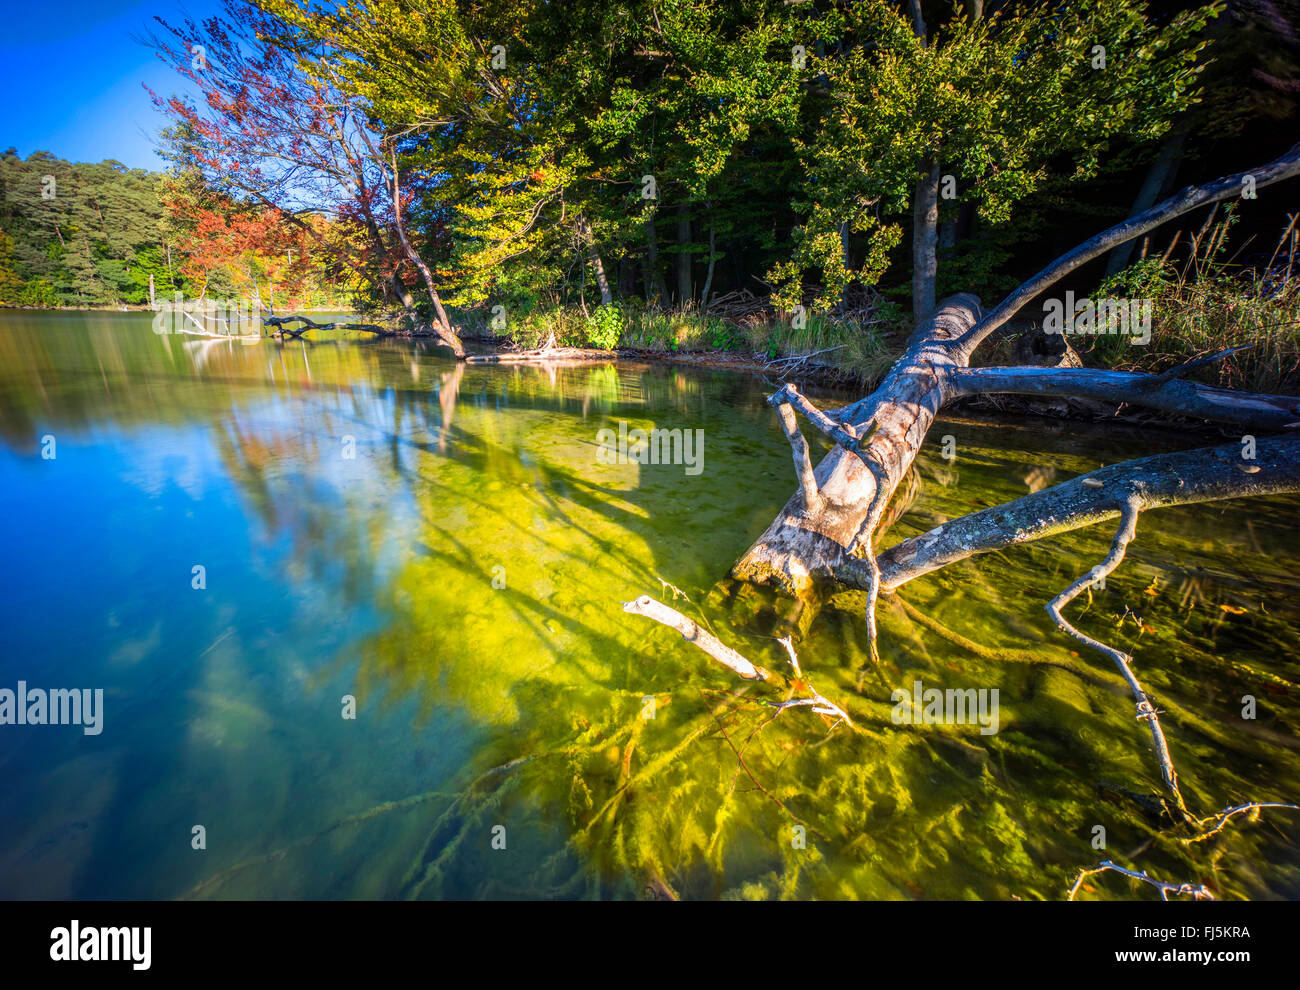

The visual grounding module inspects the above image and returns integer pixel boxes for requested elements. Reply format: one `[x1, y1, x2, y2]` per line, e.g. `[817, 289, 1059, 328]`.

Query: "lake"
[0, 310, 1297, 900]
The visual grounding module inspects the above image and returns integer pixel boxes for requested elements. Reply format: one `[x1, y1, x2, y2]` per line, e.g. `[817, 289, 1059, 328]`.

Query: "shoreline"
[0, 307, 1274, 437]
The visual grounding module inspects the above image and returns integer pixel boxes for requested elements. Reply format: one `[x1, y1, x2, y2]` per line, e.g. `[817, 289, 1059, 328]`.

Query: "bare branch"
[1140, 344, 1257, 387]
[958, 142, 1300, 354]
[1068, 860, 1214, 901]
[622, 595, 769, 681]
[770, 398, 823, 512]
[770, 383, 871, 455]
[836, 436, 1300, 592]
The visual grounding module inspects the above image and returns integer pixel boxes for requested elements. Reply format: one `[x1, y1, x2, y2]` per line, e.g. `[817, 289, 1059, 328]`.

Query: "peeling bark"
[731, 295, 982, 595]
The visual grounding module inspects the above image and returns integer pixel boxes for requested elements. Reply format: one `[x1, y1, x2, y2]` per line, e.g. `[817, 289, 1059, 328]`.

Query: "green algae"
[0, 310, 1296, 901]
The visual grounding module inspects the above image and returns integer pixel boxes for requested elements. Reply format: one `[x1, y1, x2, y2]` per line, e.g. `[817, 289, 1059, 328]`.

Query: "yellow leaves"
[1219, 604, 1248, 616]
[1142, 577, 1161, 598]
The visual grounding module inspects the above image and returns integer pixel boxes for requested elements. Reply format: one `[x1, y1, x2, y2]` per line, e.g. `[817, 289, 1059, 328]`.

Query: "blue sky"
[2, 0, 222, 170]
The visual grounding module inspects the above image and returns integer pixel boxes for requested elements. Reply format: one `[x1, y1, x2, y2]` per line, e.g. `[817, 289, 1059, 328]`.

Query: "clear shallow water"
[0, 310, 1297, 900]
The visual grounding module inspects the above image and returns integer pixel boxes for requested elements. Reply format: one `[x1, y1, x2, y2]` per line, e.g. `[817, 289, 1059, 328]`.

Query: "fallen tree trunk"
[262, 314, 392, 338]
[732, 295, 982, 596]
[733, 142, 1300, 598]
[834, 435, 1300, 592]
[944, 363, 1300, 432]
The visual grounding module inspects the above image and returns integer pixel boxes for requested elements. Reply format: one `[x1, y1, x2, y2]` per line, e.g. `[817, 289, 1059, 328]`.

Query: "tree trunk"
[645, 213, 668, 304]
[912, 158, 941, 320]
[578, 215, 613, 307]
[731, 296, 982, 595]
[677, 207, 692, 305]
[389, 149, 465, 358]
[358, 209, 420, 323]
[700, 220, 717, 311]
[1105, 129, 1188, 277]
[391, 214, 464, 357]
[389, 271, 418, 314]
[591, 250, 614, 307]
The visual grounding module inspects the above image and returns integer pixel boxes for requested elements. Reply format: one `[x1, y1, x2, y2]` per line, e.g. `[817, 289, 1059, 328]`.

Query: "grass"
[462, 215, 1300, 398]
[1076, 216, 1300, 396]
[469, 297, 911, 385]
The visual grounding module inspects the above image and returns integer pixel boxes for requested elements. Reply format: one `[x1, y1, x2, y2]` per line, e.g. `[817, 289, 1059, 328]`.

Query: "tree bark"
[731, 295, 982, 594]
[912, 157, 940, 320]
[832, 435, 1300, 592]
[676, 206, 692, 305]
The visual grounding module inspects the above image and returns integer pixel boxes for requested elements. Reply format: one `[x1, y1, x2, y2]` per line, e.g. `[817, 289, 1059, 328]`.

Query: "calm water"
[0, 310, 1297, 900]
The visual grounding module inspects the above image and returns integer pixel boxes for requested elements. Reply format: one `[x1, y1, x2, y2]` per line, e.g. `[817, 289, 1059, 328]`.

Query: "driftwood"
[616, 143, 1300, 896]
[622, 595, 855, 729]
[622, 595, 769, 681]
[262, 314, 392, 339]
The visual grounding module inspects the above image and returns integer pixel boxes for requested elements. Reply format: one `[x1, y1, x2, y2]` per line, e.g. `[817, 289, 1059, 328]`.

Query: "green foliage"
[773, 0, 1219, 308]
[146, 0, 1251, 332]
[0, 150, 174, 306]
[585, 303, 624, 350]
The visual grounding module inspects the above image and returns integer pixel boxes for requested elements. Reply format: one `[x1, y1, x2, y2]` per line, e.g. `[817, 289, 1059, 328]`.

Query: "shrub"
[585, 304, 623, 350]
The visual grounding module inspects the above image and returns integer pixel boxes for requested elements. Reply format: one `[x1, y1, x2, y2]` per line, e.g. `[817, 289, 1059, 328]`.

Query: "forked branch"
[958, 141, 1300, 354]
[1068, 860, 1214, 901]
[1043, 497, 1186, 814]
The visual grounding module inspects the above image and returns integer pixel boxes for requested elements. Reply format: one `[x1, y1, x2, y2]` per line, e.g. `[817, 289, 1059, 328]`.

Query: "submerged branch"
[1068, 860, 1214, 901]
[622, 594, 770, 681]
[1043, 497, 1186, 813]
[1182, 802, 1300, 845]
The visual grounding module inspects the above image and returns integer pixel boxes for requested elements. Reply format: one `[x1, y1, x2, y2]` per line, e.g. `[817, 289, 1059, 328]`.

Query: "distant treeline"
[0, 149, 356, 310]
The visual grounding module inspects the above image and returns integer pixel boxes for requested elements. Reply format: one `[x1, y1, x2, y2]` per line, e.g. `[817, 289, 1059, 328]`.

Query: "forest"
[0, 149, 355, 310]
